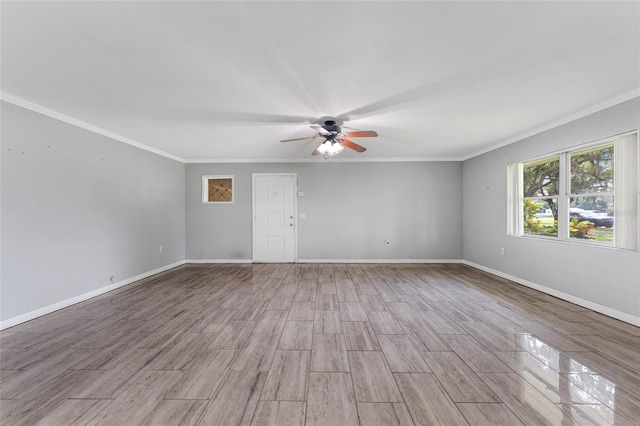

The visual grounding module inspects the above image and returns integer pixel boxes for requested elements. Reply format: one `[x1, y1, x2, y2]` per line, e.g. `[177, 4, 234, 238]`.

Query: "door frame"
[252, 173, 298, 263]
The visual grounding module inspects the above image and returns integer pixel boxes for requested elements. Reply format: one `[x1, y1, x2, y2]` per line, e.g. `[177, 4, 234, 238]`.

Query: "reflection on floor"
[1, 263, 638, 425]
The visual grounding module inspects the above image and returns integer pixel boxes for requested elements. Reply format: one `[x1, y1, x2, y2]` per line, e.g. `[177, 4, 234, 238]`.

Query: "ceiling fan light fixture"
[317, 140, 344, 156]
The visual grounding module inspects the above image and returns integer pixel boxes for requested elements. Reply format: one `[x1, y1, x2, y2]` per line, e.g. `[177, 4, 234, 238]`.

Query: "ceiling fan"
[280, 120, 378, 157]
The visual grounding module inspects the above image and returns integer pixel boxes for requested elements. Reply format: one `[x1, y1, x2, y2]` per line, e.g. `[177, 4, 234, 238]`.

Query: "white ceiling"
[2, 1, 639, 162]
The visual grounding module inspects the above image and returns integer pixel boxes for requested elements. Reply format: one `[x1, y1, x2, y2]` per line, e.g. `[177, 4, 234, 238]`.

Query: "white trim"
[462, 260, 640, 327]
[0, 92, 185, 163]
[0, 260, 186, 331]
[185, 157, 462, 163]
[461, 90, 640, 161]
[297, 259, 462, 264]
[186, 259, 253, 263]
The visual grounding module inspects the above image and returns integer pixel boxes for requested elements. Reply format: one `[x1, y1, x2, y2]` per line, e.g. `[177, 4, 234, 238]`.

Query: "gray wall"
[186, 162, 463, 261]
[1, 102, 186, 321]
[462, 97, 640, 319]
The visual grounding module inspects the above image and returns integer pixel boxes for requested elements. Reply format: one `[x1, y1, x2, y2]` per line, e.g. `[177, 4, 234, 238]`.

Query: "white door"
[253, 174, 296, 262]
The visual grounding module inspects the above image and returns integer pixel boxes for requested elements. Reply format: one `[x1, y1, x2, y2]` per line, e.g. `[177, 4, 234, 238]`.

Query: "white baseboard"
[186, 258, 462, 264]
[296, 259, 462, 264]
[0, 260, 186, 331]
[4, 258, 636, 330]
[462, 260, 640, 327]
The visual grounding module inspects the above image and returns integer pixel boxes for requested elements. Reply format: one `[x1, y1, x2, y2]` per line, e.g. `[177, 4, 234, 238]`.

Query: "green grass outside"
[528, 217, 613, 242]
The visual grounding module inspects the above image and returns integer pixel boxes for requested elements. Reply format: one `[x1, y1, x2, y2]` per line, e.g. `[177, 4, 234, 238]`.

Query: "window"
[508, 132, 638, 250]
[522, 156, 560, 237]
[202, 175, 234, 204]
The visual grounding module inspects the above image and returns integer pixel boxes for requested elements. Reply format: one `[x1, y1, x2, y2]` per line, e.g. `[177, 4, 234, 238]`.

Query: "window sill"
[507, 234, 638, 252]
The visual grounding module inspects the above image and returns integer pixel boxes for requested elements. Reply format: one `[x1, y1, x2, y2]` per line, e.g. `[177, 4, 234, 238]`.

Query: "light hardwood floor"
[1, 263, 639, 425]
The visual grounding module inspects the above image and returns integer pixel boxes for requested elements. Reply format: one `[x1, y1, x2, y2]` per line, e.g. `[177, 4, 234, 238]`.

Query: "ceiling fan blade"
[280, 136, 317, 143]
[344, 130, 378, 138]
[341, 139, 367, 153]
[311, 140, 325, 156]
[310, 125, 331, 135]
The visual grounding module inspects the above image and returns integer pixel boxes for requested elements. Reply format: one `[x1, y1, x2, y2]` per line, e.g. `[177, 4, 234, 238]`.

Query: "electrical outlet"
[500, 247, 506, 256]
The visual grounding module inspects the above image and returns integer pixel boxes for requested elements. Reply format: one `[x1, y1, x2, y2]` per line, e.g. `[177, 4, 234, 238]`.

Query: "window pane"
[523, 199, 558, 237]
[569, 196, 614, 243]
[570, 145, 614, 194]
[523, 158, 560, 197]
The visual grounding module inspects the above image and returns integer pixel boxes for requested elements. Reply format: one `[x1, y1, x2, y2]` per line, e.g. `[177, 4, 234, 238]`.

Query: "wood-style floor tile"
[377, 335, 430, 373]
[140, 400, 206, 426]
[71, 349, 162, 399]
[564, 373, 640, 421]
[196, 370, 267, 425]
[266, 293, 295, 311]
[4, 263, 640, 426]
[261, 350, 310, 401]
[251, 401, 306, 426]
[32, 399, 111, 426]
[357, 403, 414, 426]
[421, 351, 499, 403]
[367, 311, 404, 334]
[209, 320, 257, 349]
[315, 294, 339, 311]
[477, 372, 566, 425]
[230, 333, 279, 371]
[3, 370, 103, 426]
[339, 302, 368, 321]
[348, 351, 402, 402]
[386, 303, 423, 322]
[166, 348, 237, 399]
[311, 334, 349, 372]
[439, 334, 511, 373]
[306, 372, 358, 426]
[253, 310, 288, 334]
[86, 370, 183, 425]
[418, 310, 467, 334]
[342, 321, 381, 351]
[313, 310, 342, 334]
[399, 321, 450, 352]
[394, 372, 468, 425]
[288, 302, 315, 321]
[358, 294, 387, 312]
[278, 321, 313, 350]
[456, 403, 525, 426]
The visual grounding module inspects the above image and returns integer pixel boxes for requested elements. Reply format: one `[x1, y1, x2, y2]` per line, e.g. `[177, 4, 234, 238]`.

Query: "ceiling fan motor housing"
[323, 120, 341, 133]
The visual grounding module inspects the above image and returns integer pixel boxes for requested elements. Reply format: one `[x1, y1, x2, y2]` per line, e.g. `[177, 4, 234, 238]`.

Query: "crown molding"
[184, 156, 463, 164]
[1, 92, 186, 163]
[4, 90, 636, 165]
[460, 90, 640, 161]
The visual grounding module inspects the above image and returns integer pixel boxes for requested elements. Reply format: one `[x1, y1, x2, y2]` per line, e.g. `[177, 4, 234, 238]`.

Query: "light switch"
[299, 213, 307, 219]
[297, 191, 304, 197]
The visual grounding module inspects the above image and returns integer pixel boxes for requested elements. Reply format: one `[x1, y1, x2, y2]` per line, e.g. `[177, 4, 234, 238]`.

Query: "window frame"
[202, 175, 234, 204]
[508, 131, 638, 250]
